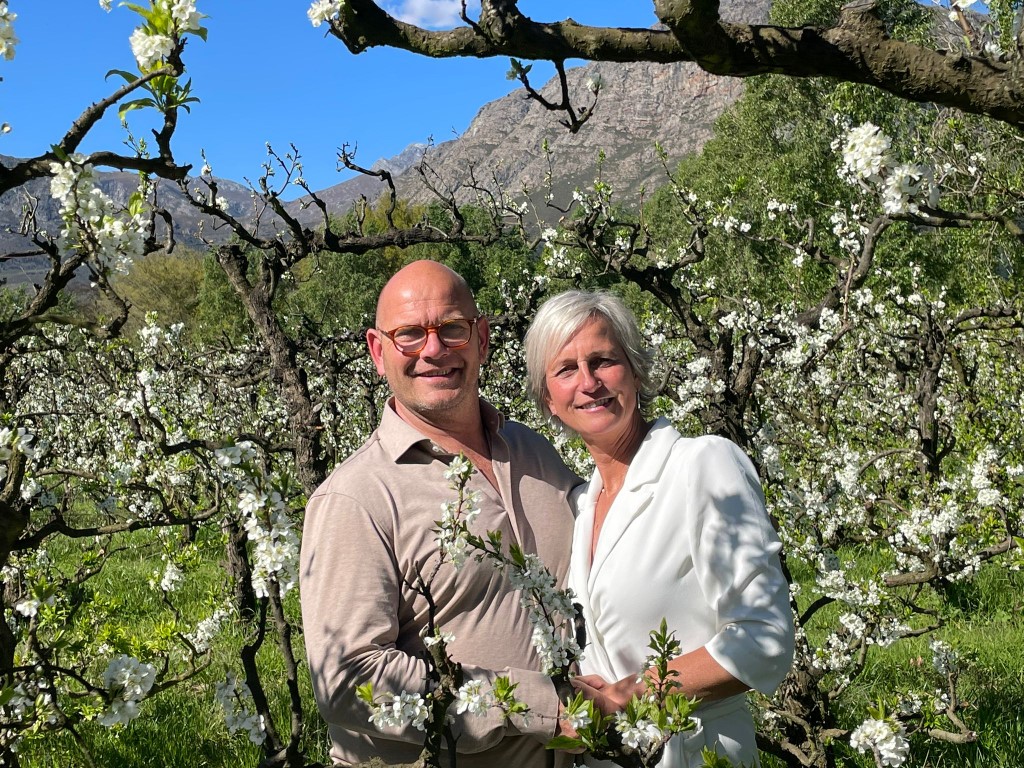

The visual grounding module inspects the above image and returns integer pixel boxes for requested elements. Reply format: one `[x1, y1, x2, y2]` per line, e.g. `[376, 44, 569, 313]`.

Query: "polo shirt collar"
[377, 397, 506, 463]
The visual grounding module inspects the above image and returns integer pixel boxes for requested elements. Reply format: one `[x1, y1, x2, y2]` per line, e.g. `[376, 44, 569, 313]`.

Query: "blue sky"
[1, 1, 658, 197]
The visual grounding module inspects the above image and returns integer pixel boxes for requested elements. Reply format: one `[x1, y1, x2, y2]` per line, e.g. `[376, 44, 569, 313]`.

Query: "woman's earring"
[547, 414, 563, 434]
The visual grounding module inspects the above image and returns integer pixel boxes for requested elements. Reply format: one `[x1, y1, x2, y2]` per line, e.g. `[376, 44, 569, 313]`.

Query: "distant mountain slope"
[283, 58, 744, 226]
[397, 58, 744, 214]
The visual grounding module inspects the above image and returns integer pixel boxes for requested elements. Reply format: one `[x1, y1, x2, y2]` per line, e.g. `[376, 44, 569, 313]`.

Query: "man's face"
[367, 271, 489, 425]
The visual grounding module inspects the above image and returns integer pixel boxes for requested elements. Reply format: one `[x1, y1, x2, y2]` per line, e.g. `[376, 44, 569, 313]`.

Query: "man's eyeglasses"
[378, 317, 481, 355]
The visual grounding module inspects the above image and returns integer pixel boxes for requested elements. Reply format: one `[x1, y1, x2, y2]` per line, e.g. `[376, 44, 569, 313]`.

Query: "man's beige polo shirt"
[300, 399, 579, 767]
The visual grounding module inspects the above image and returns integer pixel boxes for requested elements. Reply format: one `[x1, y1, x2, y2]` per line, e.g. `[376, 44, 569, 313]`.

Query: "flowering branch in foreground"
[360, 455, 708, 768]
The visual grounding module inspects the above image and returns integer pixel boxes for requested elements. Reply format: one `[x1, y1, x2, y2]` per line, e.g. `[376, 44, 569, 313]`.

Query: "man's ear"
[366, 329, 387, 376]
[477, 315, 490, 358]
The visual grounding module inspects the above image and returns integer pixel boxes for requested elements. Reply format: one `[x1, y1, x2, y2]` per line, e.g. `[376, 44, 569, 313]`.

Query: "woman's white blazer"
[569, 418, 794, 767]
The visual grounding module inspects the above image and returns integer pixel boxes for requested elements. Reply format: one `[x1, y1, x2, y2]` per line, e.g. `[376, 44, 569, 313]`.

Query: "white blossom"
[840, 122, 890, 182]
[216, 673, 266, 744]
[946, 0, 976, 19]
[158, 561, 184, 593]
[367, 691, 430, 731]
[849, 717, 909, 767]
[14, 594, 55, 618]
[565, 706, 591, 731]
[238, 485, 299, 598]
[930, 638, 959, 676]
[168, 0, 203, 32]
[614, 712, 664, 752]
[99, 655, 156, 727]
[130, 28, 174, 70]
[185, 606, 232, 654]
[0, 1, 18, 60]
[454, 680, 492, 716]
[49, 156, 148, 273]
[308, 0, 343, 26]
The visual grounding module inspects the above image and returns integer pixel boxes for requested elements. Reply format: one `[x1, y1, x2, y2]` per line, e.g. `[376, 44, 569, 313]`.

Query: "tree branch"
[328, 0, 1024, 129]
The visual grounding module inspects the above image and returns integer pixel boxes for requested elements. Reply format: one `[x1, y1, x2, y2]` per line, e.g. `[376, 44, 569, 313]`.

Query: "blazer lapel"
[587, 418, 678, 590]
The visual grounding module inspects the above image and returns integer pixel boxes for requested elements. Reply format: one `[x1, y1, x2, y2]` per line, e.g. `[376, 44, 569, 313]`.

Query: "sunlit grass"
[20, 525, 331, 768]
[22, 528, 1023, 767]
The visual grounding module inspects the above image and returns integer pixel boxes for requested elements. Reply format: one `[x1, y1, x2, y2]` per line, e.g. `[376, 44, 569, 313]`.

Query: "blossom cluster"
[849, 717, 910, 767]
[49, 154, 148, 274]
[970, 446, 1005, 508]
[185, 604, 233, 654]
[239, 485, 300, 598]
[837, 122, 939, 214]
[99, 655, 157, 727]
[0, 425, 43, 482]
[215, 673, 266, 744]
[507, 551, 580, 675]
[614, 710, 665, 752]
[152, 557, 184, 593]
[126, 0, 204, 69]
[930, 638, 960, 677]
[0, 1, 17, 60]
[308, 0, 344, 27]
[366, 691, 431, 731]
[454, 679, 493, 716]
[215, 440, 257, 470]
[0, 677, 57, 752]
[436, 454, 481, 569]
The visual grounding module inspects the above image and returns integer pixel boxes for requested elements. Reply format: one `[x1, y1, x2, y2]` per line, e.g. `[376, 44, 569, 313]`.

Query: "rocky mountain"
[401, 59, 744, 211]
[289, 59, 744, 222]
[2, 0, 770, 281]
[290, 0, 767, 221]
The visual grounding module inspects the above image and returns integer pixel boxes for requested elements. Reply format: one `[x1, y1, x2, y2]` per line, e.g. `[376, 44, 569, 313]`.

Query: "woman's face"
[543, 316, 640, 444]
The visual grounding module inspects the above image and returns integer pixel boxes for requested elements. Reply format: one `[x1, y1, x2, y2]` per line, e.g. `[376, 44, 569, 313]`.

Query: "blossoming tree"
[0, 1, 1022, 768]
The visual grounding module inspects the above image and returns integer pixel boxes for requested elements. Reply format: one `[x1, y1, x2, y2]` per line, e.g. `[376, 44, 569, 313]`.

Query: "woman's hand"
[571, 673, 643, 716]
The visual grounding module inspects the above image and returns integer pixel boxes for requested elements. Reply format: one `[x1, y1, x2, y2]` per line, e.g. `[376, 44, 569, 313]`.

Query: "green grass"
[19, 528, 1024, 767]
[18, 525, 331, 768]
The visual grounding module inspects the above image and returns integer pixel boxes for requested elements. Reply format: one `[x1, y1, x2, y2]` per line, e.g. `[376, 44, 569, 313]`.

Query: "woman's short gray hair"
[524, 290, 655, 419]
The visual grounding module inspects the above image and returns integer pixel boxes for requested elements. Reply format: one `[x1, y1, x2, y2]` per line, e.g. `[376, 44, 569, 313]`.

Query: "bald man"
[300, 260, 580, 767]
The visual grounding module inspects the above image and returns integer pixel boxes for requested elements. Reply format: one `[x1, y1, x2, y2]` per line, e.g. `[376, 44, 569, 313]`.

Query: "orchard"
[0, 2, 1022, 767]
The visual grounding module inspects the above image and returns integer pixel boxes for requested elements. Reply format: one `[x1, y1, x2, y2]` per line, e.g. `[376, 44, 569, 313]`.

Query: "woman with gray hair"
[524, 290, 794, 767]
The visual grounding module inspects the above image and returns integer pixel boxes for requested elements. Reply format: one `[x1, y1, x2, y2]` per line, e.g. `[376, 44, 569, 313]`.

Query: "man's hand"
[554, 700, 586, 753]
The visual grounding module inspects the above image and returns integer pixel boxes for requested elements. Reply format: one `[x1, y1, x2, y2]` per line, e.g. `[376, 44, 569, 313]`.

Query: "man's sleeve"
[299, 489, 560, 753]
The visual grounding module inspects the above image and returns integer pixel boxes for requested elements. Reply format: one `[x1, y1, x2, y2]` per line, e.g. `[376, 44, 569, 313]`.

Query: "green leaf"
[545, 736, 584, 750]
[119, 98, 157, 123]
[505, 58, 532, 81]
[127, 191, 146, 218]
[106, 68, 141, 85]
[491, 675, 519, 701]
[700, 747, 734, 767]
[356, 682, 374, 703]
